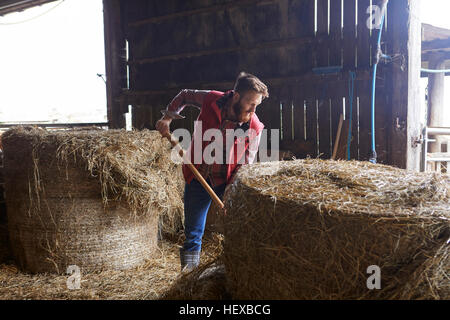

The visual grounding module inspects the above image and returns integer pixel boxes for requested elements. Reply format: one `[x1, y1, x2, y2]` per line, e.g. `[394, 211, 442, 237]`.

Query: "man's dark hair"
[233, 72, 269, 99]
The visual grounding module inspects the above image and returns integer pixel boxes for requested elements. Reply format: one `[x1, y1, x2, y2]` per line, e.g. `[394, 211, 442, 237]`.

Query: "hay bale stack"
[223, 159, 450, 300]
[2, 127, 184, 274]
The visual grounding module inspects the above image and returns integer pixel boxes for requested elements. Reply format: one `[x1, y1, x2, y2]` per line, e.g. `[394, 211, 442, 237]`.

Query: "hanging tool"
[332, 114, 344, 160]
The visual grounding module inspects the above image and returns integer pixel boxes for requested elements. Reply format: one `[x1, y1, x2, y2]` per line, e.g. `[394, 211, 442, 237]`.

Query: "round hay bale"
[0, 161, 11, 263]
[2, 127, 184, 274]
[157, 166, 185, 242]
[0, 201, 11, 264]
[222, 159, 450, 300]
[7, 198, 158, 273]
[205, 201, 224, 235]
[0, 221, 11, 264]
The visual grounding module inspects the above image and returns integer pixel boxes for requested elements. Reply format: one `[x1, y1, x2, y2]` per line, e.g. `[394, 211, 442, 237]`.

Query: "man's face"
[233, 90, 263, 123]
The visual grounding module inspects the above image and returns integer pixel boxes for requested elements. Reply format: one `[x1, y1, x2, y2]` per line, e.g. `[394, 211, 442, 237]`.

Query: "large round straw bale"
[0, 157, 11, 263]
[222, 159, 450, 299]
[2, 127, 184, 274]
[0, 219, 10, 263]
[0, 205, 10, 263]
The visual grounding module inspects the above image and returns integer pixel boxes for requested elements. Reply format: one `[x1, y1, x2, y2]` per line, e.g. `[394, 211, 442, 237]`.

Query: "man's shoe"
[179, 248, 201, 272]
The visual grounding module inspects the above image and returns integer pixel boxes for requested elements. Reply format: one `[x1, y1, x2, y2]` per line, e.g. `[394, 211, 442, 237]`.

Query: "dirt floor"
[0, 233, 224, 300]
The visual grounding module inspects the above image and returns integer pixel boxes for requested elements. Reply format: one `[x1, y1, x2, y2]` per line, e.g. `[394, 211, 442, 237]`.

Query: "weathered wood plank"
[281, 85, 294, 141]
[293, 84, 305, 141]
[345, 75, 359, 159]
[128, 1, 283, 60]
[385, 0, 413, 169]
[128, 0, 267, 27]
[103, 0, 127, 129]
[375, 83, 389, 164]
[289, 0, 315, 71]
[343, 0, 357, 70]
[357, 0, 371, 69]
[264, 86, 282, 151]
[357, 80, 371, 161]
[316, 0, 329, 68]
[330, 87, 344, 156]
[305, 83, 318, 157]
[329, 0, 343, 67]
[318, 93, 332, 158]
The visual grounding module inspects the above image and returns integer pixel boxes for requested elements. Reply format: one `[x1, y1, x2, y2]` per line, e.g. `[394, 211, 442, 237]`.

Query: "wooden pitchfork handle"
[163, 133, 225, 210]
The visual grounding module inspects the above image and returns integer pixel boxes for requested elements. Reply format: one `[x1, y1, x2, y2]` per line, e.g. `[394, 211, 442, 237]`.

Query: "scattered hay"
[162, 261, 228, 300]
[222, 159, 450, 300]
[0, 235, 225, 300]
[161, 233, 229, 300]
[1, 126, 184, 273]
[0, 241, 181, 300]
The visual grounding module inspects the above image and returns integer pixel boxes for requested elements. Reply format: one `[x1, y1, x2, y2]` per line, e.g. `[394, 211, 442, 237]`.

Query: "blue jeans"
[183, 179, 226, 252]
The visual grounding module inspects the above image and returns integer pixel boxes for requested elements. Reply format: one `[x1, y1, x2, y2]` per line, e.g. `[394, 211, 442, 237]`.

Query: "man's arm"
[156, 89, 210, 138]
[161, 89, 211, 119]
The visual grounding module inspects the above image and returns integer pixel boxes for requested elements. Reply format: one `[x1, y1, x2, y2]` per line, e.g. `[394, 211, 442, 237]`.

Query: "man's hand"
[155, 115, 172, 139]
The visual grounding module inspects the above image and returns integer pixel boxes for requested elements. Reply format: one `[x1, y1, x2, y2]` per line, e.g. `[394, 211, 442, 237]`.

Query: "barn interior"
[0, 0, 449, 301]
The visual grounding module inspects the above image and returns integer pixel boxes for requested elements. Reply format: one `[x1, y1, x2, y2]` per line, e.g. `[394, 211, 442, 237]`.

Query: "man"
[156, 72, 269, 271]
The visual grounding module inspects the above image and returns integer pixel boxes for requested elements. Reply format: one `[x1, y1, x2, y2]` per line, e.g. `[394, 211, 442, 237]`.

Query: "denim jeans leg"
[183, 179, 226, 252]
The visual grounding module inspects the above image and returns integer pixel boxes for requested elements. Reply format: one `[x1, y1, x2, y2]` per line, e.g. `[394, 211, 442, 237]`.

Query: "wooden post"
[103, 0, 127, 129]
[427, 56, 447, 156]
[386, 0, 422, 170]
[406, 0, 423, 171]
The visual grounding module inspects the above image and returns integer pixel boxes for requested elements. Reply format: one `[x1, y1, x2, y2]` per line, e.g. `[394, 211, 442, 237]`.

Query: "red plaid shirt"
[162, 89, 261, 187]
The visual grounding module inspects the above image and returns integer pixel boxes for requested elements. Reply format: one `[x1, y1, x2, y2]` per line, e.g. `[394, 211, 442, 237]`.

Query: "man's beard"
[232, 99, 245, 122]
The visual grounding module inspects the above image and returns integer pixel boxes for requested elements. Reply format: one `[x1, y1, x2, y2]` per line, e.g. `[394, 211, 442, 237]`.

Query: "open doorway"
[420, 0, 450, 126]
[0, 0, 107, 125]
[420, 0, 450, 172]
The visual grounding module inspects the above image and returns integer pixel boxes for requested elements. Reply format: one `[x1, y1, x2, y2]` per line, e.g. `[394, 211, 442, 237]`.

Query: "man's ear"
[232, 91, 240, 104]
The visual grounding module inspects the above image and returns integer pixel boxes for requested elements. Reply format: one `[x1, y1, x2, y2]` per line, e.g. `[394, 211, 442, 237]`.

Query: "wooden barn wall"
[113, 0, 416, 167]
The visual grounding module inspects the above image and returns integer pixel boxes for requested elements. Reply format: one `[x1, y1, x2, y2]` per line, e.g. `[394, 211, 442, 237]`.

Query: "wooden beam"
[127, 35, 329, 66]
[120, 69, 376, 102]
[422, 39, 450, 52]
[422, 50, 450, 62]
[128, 0, 277, 28]
[343, 0, 356, 70]
[422, 23, 450, 42]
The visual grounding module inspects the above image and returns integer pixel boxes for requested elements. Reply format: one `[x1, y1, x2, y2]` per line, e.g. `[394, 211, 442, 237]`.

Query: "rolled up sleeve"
[161, 89, 210, 119]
